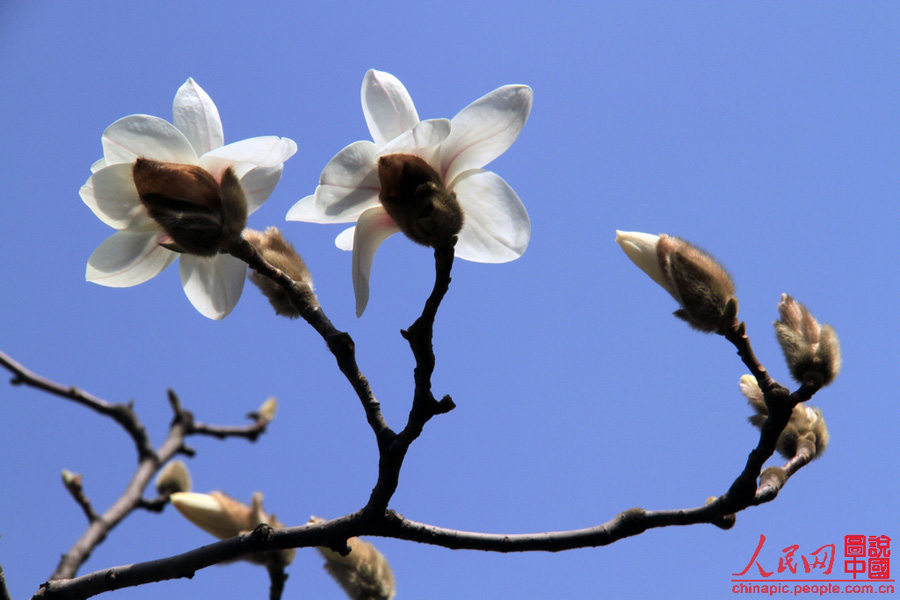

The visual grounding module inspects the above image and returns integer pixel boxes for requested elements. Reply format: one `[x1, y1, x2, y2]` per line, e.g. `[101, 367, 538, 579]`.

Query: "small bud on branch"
[774, 294, 841, 387]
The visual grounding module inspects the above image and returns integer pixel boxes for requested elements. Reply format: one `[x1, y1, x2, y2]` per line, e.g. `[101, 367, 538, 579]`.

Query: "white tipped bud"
[155, 460, 192, 496]
[311, 516, 396, 600]
[170, 490, 295, 567]
[257, 397, 277, 422]
[774, 294, 841, 387]
[616, 230, 737, 332]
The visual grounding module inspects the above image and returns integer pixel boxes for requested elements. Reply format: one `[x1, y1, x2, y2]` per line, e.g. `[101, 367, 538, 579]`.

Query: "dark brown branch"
[365, 242, 457, 516]
[1, 565, 12, 600]
[0, 351, 157, 462]
[228, 239, 392, 446]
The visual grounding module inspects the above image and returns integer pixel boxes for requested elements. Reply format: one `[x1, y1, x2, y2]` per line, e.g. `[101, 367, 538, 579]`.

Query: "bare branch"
[0, 351, 156, 461]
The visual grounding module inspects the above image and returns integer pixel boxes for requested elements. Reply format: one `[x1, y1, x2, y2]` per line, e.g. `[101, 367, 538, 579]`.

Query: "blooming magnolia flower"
[80, 78, 297, 319]
[287, 69, 532, 316]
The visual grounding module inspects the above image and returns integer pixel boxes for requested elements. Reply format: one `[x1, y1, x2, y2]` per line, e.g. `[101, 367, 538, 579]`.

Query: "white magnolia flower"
[80, 78, 297, 319]
[287, 69, 532, 316]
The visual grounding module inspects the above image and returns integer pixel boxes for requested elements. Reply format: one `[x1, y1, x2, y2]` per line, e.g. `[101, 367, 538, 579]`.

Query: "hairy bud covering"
[170, 491, 295, 567]
[378, 153, 463, 247]
[774, 294, 841, 387]
[616, 231, 737, 332]
[133, 159, 247, 256]
[311, 516, 396, 600]
[244, 227, 316, 318]
[739, 374, 829, 459]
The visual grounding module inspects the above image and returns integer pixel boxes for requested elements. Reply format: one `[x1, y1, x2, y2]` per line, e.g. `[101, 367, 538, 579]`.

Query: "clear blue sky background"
[1, 2, 898, 599]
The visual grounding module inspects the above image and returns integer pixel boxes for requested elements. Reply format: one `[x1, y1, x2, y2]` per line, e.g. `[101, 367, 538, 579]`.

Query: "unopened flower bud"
[310, 516, 396, 600]
[616, 231, 737, 333]
[133, 159, 247, 256]
[170, 491, 294, 566]
[774, 294, 841, 387]
[244, 227, 317, 318]
[378, 153, 463, 247]
[739, 374, 830, 459]
[256, 396, 277, 422]
[155, 460, 192, 496]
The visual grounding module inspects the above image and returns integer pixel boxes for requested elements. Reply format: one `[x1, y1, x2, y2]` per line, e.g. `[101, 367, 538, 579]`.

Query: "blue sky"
[1, 2, 898, 599]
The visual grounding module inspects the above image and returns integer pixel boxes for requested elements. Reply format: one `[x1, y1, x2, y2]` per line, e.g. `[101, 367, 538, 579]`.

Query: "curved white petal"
[335, 225, 355, 251]
[452, 169, 530, 263]
[101, 115, 198, 165]
[238, 165, 283, 215]
[287, 141, 380, 223]
[179, 254, 246, 320]
[379, 118, 451, 157]
[80, 163, 149, 230]
[361, 69, 419, 146]
[86, 231, 176, 287]
[351, 206, 401, 317]
[90, 157, 107, 173]
[173, 78, 224, 156]
[441, 85, 533, 184]
[203, 136, 297, 168]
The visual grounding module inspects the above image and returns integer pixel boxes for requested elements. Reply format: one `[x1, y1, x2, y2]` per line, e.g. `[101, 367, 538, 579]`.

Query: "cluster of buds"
[615, 231, 738, 333]
[774, 294, 841, 388]
[739, 374, 829, 459]
[244, 227, 317, 318]
[377, 153, 464, 248]
[133, 159, 248, 256]
[310, 516, 396, 600]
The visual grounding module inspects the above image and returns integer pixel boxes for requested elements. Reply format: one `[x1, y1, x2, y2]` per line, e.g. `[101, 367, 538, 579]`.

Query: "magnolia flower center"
[377, 153, 463, 247]
[133, 159, 247, 256]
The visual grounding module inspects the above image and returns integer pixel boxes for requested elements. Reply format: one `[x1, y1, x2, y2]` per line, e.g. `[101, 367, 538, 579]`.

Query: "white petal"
[202, 136, 297, 168]
[80, 163, 157, 231]
[101, 115, 198, 165]
[286, 141, 380, 223]
[335, 226, 355, 251]
[173, 78, 224, 156]
[90, 157, 106, 173]
[452, 170, 530, 263]
[441, 85, 533, 185]
[237, 165, 283, 215]
[351, 206, 401, 317]
[379, 118, 451, 157]
[179, 254, 246, 320]
[361, 69, 419, 146]
[614, 231, 670, 291]
[86, 231, 176, 287]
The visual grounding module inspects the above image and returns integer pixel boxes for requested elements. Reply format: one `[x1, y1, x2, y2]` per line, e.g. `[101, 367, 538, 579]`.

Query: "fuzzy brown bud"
[310, 516, 396, 600]
[378, 153, 463, 247]
[774, 294, 841, 387]
[244, 227, 317, 318]
[616, 231, 737, 333]
[739, 374, 830, 459]
[133, 159, 247, 256]
[170, 491, 294, 567]
[155, 460, 192, 496]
